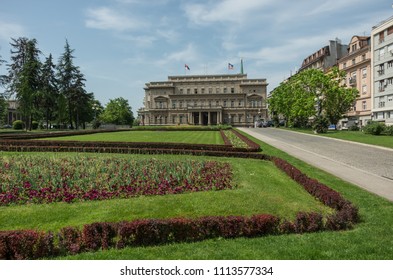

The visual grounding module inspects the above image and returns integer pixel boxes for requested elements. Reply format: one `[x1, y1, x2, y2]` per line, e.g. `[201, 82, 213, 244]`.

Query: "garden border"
[0, 151, 359, 259]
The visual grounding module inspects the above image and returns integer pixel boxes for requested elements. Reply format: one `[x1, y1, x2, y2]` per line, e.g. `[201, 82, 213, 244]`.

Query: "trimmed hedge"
[0, 154, 360, 259]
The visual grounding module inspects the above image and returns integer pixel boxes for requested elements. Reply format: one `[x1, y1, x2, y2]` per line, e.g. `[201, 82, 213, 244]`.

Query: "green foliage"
[312, 115, 329, 134]
[31, 121, 39, 130]
[348, 125, 360, 131]
[12, 120, 24, 130]
[269, 67, 358, 129]
[384, 125, 393, 136]
[101, 97, 134, 126]
[363, 121, 386, 135]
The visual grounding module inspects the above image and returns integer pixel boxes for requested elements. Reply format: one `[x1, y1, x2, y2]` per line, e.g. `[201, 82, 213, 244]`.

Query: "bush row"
[0, 154, 360, 259]
[272, 157, 359, 230]
[0, 129, 122, 140]
[0, 144, 269, 159]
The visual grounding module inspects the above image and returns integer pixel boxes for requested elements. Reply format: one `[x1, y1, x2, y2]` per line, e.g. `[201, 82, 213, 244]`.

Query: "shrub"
[363, 121, 386, 135]
[312, 115, 329, 133]
[348, 125, 360, 131]
[294, 212, 324, 233]
[32, 121, 39, 130]
[384, 125, 393, 136]
[12, 120, 24, 130]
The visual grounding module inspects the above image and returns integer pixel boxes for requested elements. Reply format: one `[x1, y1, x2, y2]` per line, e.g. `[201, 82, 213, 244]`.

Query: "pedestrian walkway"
[239, 128, 393, 202]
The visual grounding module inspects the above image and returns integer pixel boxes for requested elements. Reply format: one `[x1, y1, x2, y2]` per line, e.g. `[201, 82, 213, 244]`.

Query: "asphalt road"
[239, 127, 393, 202]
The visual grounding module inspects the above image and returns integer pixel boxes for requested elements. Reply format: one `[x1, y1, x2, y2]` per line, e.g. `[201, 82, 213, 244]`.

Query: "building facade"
[337, 36, 372, 128]
[371, 16, 393, 126]
[138, 74, 268, 127]
[299, 38, 348, 72]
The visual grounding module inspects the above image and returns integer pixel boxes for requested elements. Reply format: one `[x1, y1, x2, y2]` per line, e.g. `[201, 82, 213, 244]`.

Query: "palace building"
[138, 74, 268, 127]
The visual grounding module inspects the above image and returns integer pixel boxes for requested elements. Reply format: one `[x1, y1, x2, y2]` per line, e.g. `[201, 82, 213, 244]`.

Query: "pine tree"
[6, 37, 42, 130]
[40, 54, 58, 129]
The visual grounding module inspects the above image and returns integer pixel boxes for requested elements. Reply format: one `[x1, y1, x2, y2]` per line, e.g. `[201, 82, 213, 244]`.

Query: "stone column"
[199, 112, 202, 125]
[208, 112, 211, 125]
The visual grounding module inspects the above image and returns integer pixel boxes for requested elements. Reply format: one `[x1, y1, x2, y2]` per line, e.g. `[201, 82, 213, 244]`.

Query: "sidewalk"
[239, 128, 393, 202]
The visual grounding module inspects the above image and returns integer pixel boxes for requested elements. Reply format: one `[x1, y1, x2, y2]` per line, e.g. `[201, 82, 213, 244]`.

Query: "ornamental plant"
[0, 155, 234, 206]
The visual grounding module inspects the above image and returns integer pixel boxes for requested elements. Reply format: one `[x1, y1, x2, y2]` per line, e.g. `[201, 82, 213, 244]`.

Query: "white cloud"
[183, 0, 273, 25]
[0, 21, 26, 42]
[85, 7, 146, 32]
[157, 43, 199, 66]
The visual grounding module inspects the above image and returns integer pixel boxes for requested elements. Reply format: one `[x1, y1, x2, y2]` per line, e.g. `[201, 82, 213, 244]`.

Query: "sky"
[0, 0, 393, 114]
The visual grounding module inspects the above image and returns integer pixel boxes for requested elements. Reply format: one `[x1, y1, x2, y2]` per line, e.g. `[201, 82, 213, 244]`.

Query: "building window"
[388, 78, 393, 86]
[378, 64, 385, 76]
[216, 88, 220, 93]
[231, 100, 234, 108]
[388, 95, 393, 102]
[194, 88, 198, 94]
[352, 58, 356, 65]
[223, 88, 227, 94]
[179, 101, 183, 108]
[343, 62, 346, 69]
[223, 100, 227, 107]
[201, 88, 205, 94]
[194, 101, 197, 107]
[388, 60, 393, 68]
[216, 100, 219, 107]
[187, 88, 190, 94]
[179, 89, 183, 94]
[172, 101, 176, 109]
[209, 88, 213, 93]
[231, 87, 235, 93]
[351, 44, 357, 52]
[238, 100, 242, 107]
[362, 54, 366, 61]
[362, 67, 367, 78]
[362, 85, 367, 95]
[362, 101, 367, 110]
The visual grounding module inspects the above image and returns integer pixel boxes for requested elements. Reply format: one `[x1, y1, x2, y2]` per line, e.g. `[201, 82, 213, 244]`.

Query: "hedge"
[0, 155, 359, 259]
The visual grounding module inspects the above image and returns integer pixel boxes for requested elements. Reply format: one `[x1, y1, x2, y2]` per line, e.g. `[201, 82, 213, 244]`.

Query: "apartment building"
[371, 16, 393, 126]
[138, 74, 268, 127]
[299, 38, 348, 72]
[337, 36, 372, 128]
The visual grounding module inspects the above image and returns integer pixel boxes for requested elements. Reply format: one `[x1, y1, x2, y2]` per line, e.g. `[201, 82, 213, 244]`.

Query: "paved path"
[239, 127, 393, 202]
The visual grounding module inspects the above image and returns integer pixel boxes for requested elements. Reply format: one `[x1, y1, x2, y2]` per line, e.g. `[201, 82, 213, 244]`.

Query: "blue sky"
[0, 0, 392, 114]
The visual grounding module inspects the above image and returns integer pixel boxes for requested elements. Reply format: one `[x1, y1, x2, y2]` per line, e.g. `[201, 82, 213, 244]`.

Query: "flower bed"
[0, 155, 234, 206]
[222, 130, 249, 149]
[0, 153, 360, 259]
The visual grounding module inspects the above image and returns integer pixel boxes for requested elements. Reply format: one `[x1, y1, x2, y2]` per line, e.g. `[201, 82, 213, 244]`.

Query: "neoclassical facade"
[138, 74, 268, 127]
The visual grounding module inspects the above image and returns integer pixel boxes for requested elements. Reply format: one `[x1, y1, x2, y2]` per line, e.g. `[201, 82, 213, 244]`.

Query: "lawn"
[61, 132, 393, 260]
[282, 128, 393, 149]
[0, 153, 329, 233]
[39, 130, 224, 145]
[2, 130, 393, 260]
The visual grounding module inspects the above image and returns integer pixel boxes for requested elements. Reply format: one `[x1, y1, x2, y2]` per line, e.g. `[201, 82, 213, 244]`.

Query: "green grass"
[3, 129, 393, 260]
[60, 132, 393, 260]
[39, 130, 224, 145]
[0, 153, 329, 233]
[282, 127, 393, 149]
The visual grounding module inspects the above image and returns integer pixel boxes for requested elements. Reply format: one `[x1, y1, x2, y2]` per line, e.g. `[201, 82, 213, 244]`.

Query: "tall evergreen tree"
[6, 37, 42, 130]
[57, 39, 79, 129]
[40, 54, 58, 129]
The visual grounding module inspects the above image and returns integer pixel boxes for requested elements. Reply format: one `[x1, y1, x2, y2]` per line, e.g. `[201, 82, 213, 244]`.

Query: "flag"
[228, 63, 234, 70]
[185, 64, 190, 70]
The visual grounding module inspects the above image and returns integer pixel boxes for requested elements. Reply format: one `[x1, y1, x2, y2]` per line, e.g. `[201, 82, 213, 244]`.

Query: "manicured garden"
[0, 128, 391, 260]
[39, 130, 225, 145]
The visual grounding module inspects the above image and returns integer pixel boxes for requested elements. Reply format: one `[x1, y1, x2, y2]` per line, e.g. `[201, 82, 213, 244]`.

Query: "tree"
[269, 68, 358, 132]
[324, 67, 358, 126]
[6, 37, 42, 130]
[56, 40, 79, 129]
[101, 97, 134, 126]
[40, 54, 58, 129]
